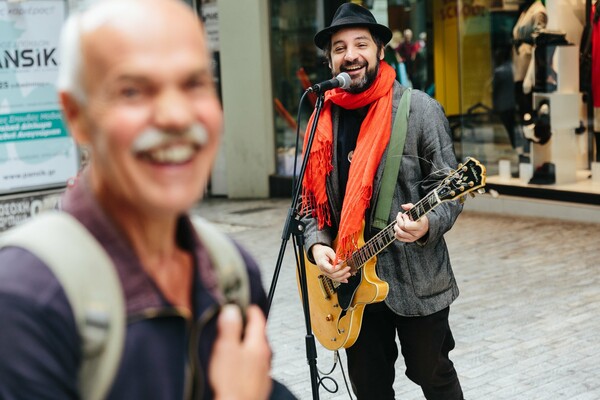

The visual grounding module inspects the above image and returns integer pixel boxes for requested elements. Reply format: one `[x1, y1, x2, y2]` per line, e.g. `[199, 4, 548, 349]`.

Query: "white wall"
[217, 0, 275, 198]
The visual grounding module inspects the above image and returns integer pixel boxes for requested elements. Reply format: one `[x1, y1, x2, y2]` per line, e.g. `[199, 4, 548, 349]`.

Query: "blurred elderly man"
[0, 0, 292, 399]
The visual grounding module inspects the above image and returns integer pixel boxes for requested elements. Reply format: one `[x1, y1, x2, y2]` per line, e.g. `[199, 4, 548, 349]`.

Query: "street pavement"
[193, 197, 600, 400]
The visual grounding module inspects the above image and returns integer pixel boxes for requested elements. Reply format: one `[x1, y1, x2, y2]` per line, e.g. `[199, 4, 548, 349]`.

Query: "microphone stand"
[267, 90, 326, 400]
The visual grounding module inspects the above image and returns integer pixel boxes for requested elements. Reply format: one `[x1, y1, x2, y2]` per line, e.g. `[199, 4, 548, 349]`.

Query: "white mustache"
[131, 124, 209, 153]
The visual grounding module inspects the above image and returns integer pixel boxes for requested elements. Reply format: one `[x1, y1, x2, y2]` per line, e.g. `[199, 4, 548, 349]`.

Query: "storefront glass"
[435, 1, 523, 177]
[268, 0, 597, 200]
[270, 0, 336, 177]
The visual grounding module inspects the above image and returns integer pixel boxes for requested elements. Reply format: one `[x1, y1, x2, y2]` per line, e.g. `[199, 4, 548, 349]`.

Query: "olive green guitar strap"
[372, 88, 411, 230]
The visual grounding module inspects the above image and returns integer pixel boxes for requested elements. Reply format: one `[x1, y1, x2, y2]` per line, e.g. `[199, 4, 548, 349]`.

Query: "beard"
[335, 57, 380, 94]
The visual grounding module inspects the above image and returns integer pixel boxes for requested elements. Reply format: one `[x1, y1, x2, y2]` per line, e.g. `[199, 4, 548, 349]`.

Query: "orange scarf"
[301, 61, 396, 262]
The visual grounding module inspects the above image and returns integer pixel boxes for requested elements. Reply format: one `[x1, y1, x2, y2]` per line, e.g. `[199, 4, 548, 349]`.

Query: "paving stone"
[195, 199, 600, 399]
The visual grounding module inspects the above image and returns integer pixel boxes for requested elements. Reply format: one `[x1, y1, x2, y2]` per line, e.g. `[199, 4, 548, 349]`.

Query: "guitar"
[299, 157, 486, 350]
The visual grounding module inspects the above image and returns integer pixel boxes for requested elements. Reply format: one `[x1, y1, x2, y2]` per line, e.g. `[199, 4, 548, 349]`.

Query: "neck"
[99, 199, 179, 261]
[98, 192, 193, 311]
[87, 167, 181, 261]
[86, 168, 193, 311]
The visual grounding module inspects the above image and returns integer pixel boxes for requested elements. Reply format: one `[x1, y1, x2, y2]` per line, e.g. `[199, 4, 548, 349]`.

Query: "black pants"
[497, 109, 519, 149]
[345, 303, 463, 400]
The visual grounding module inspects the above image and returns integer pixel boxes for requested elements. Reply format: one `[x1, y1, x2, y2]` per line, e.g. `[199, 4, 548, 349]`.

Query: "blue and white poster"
[0, 0, 78, 194]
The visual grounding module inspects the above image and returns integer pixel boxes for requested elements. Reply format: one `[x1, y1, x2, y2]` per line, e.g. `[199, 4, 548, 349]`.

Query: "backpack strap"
[0, 212, 249, 399]
[191, 216, 250, 309]
[0, 212, 125, 400]
[373, 88, 412, 229]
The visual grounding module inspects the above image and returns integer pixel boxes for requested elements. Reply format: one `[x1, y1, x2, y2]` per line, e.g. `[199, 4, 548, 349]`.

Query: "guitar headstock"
[436, 157, 487, 202]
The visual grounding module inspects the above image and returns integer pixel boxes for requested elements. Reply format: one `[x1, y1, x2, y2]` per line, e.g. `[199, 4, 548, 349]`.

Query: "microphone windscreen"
[337, 72, 351, 90]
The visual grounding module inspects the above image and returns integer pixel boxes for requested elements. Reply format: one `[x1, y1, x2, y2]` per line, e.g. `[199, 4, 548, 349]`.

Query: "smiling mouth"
[342, 63, 366, 74]
[137, 143, 200, 165]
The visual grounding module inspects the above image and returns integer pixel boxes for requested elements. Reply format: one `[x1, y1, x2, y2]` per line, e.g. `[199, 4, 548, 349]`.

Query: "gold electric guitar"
[300, 157, 486, 350]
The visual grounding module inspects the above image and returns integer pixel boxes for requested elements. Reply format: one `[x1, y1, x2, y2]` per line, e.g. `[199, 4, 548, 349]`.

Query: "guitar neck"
[348, 189, 441, 269]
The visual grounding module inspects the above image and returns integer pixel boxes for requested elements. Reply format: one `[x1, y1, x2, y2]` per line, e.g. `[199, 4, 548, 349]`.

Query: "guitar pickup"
[318, 275, 333, 299]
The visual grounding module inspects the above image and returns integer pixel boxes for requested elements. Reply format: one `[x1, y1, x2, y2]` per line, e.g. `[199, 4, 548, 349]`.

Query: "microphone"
[307, 72, 351, 93]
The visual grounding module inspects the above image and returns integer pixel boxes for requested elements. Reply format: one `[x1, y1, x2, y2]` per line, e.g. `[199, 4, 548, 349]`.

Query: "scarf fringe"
[335, 185, 372, 262]
[301, 141, 332, 229]
[335, 234, 359, 264]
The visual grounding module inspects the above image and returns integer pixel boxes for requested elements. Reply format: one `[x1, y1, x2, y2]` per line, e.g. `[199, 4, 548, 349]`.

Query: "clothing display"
[531, 31, 570, 93]
[533, 101, 551, 144]
[512, 1, 548, 82]
[592, 2, 600, 107]
[529, 162, 556, 184]
[512, 1, 548, 120]
[492, 58, 520, 148]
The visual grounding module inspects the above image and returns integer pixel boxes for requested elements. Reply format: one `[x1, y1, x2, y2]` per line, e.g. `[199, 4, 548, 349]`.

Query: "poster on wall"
[201, 0, 219, 52]
[0, 187, 62, 232]
[0, 0, 78, 195]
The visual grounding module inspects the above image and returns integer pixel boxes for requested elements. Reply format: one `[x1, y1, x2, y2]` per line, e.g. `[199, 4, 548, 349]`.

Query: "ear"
[379, 47, 385, 60]
[59, 91, 92, 146]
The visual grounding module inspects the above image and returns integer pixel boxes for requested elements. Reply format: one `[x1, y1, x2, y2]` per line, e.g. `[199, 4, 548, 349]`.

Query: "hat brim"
[314, 23, 392, 50]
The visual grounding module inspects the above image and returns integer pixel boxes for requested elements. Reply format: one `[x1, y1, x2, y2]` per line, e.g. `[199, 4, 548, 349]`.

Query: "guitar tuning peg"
[477, 188, 486, 194]
[469, 192, 476, 198]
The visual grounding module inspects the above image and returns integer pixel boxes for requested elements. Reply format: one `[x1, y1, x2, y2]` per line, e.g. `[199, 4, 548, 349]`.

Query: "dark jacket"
[0, 174, 268, 399]
[302, 82, 463, 316]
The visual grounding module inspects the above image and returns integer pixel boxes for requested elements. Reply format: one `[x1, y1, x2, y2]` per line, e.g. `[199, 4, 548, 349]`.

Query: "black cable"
[335, 350, 356, 400]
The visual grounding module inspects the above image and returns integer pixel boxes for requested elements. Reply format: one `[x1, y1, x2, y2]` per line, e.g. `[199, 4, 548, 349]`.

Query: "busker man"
[301, 3, 464, 399]
[0, 0, 294, 399]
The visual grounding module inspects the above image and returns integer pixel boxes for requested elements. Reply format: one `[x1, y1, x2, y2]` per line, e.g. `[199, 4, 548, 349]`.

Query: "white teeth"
[145, 144, 195, 164]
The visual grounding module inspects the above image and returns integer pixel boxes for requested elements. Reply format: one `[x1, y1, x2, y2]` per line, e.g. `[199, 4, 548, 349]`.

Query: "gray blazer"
[302, 81, 463, 317]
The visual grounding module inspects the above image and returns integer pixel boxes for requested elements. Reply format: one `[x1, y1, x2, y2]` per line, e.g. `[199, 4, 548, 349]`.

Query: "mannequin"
[512, 0, 548, 122]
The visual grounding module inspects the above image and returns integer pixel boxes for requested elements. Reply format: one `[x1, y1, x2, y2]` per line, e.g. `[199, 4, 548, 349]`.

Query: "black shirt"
[337, 106, 369, 200]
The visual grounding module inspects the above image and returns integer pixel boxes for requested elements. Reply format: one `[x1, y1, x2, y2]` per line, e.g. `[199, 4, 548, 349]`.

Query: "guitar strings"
[350, 189, 438, 268]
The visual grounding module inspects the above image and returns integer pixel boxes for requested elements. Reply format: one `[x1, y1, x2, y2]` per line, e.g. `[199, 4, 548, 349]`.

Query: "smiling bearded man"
[301, 3, 465, 400]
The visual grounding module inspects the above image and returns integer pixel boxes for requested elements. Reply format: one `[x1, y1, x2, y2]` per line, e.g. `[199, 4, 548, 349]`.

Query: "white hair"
[56, 12, 86, 103]
[56, 0, 164, 104]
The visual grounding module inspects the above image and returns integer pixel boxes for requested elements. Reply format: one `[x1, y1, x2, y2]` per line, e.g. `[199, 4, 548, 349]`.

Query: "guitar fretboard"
[348, 189, 440, 269]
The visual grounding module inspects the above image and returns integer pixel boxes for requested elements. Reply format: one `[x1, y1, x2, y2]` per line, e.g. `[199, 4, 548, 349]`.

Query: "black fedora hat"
[314, 3, 392, 50]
